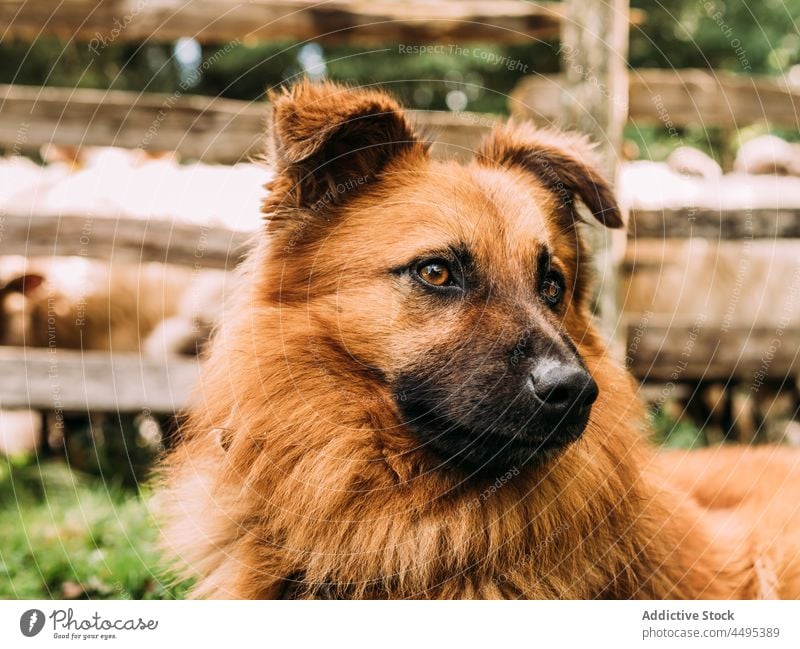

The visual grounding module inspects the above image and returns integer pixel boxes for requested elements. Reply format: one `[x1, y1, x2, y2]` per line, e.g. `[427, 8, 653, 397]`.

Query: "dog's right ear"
[477, 123, 623, 229]
[265, 81, 424, 222]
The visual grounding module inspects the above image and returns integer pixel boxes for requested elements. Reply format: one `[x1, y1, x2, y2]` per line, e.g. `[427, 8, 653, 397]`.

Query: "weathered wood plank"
[559, 0, 629, 164]
[629, 208, 800, 240]
[0, 213, 254, 269]
[0, 85, 497, 163]
[0, 347, 199, 412]
[626, 319, 800, 382]
[511, 69, 800, 129]
[627, 68, 800, 129]
[0, 84, 268, 163]
[0, 0, 565, 45]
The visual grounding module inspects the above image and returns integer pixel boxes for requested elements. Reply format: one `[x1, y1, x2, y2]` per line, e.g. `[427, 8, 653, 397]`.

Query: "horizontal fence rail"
[628, 208, 800, 240]
[0, 0, 575, 44]
[0, 214, 254, 269]
[625, 319, 800, 382]
[0, 85, 498, 163]
[0, 347, 200, 412]
[511, 68, 800, 128]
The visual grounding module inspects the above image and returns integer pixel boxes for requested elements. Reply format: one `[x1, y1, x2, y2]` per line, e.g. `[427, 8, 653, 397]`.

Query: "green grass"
[650, 407, 707, 450]
[0, 457, 189, 599]
[0, 406, 703, 600]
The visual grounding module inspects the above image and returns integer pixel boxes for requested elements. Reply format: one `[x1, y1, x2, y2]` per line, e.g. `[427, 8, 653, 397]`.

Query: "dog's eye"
[416, 261, 453, 288]
[541, 273, 563, 305]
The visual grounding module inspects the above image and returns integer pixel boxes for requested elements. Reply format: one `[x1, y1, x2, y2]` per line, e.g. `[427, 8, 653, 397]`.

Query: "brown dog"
[158, 81, 800, 599]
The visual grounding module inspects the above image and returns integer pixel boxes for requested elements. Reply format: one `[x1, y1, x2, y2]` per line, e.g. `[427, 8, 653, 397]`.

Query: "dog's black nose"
[529, 362, 598, 415]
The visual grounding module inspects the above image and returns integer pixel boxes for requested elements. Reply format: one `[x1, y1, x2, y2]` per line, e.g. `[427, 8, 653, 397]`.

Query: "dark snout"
[394, 342, 600, 471]
[529, 359, 598, 418]
[522, 356, 598, 456]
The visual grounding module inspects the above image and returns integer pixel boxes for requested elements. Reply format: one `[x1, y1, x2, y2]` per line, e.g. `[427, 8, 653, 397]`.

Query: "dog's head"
[263, 81, 623, 472]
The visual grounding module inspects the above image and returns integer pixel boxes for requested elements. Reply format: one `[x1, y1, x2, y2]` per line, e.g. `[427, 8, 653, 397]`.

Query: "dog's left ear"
[266, 80, 424, 219]
[477, 123, 623, 229]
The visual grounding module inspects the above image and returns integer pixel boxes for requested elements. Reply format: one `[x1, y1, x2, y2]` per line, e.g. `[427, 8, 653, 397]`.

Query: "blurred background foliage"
[629, 0, 800, 74]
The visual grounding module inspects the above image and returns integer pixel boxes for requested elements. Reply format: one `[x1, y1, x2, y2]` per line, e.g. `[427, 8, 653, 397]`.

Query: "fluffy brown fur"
[158, 81, 800, 599]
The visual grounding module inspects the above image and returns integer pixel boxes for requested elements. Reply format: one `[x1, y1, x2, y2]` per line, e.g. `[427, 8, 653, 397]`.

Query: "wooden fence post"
[559, 0, 629, 352]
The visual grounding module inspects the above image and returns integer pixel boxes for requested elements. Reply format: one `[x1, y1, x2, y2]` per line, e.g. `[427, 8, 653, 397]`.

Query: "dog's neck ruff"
[160, 307, 764, 599]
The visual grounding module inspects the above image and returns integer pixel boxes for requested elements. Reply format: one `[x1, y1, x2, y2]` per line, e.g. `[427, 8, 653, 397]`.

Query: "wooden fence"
[11, 3, 796, 408]
[0, 214, 243, 413]
[0, 0, 635, 415]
